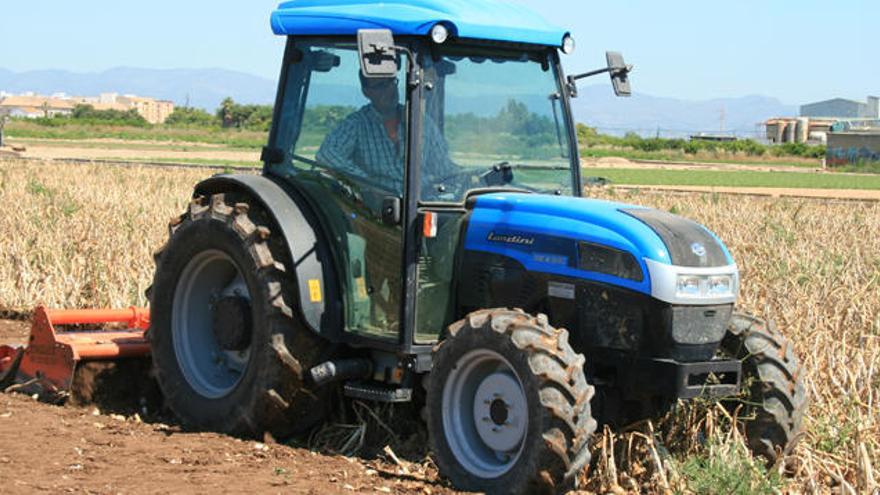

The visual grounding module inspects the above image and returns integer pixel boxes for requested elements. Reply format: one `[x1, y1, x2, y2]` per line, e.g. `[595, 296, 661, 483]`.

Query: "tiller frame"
[0, 306, 150, 398]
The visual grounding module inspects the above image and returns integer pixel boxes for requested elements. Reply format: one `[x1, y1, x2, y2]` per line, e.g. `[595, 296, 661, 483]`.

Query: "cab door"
[268, 40, 408, 341]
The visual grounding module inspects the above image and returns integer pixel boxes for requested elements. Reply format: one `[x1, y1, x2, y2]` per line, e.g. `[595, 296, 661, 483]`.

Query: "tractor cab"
[261, 1, 624, 352]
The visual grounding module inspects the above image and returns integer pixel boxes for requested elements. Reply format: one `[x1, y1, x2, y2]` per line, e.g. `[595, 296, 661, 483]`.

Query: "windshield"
[420, 47, 575, 202]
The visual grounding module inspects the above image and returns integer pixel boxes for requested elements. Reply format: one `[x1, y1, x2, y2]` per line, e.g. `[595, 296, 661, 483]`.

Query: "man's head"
[360, 71, 399, 116]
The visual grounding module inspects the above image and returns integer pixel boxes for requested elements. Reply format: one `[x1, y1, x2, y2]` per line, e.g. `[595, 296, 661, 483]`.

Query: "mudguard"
[194, 174, 341, 338]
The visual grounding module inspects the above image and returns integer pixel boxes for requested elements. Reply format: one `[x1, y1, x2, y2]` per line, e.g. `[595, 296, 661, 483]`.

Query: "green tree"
[165, 107, 217, 127]
[70, 104, 147, 126]
[218, 97, 236, 128]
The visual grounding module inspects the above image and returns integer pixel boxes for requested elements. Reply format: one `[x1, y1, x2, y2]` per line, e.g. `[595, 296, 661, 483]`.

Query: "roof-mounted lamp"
[561, 35, 576, 55]
[430, 24, 449, 44]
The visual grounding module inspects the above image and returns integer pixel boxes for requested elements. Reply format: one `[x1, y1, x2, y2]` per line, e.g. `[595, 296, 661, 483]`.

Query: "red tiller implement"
[0, 306, 150, 398]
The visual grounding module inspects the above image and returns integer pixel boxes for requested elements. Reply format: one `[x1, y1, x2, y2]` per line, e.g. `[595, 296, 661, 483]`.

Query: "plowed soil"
[0, 320, 452, 495]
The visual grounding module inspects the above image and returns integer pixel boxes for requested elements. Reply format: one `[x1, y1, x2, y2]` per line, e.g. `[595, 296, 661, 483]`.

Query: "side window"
[291, 46, 408, 196]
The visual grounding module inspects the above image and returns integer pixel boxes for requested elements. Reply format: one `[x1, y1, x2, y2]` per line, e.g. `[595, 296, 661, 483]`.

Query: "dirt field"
[0, 322, 451, 495]
[1, 157, 878, 493]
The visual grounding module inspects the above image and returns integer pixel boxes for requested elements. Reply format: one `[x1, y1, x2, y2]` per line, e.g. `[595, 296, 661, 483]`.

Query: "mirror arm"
[389, 45, 421, 89]
[566, 64, 633, 98]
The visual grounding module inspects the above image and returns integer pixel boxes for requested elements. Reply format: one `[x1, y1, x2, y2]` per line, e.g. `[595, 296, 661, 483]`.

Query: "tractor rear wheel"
[426, 308, 596, 494]
[721, 312, 807, 464]
[149, 193, 331, 438]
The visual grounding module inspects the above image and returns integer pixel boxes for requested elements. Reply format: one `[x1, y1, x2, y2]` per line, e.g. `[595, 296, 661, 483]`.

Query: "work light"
[431, 24, 449, 44]
[562, 35, 576, 54]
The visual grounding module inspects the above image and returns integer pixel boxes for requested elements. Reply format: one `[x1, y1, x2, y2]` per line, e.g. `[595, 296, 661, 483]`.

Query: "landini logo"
[487, 232, 535, 246]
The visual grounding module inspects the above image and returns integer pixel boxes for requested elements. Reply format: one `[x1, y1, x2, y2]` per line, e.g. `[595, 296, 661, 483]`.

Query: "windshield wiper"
[495, 161, 570, 171]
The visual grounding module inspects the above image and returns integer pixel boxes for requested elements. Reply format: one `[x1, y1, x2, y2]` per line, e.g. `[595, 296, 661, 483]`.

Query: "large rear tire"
[427, 309, 596, 494]
[721, 312, 807, 464]
[149, 193, 331, 438]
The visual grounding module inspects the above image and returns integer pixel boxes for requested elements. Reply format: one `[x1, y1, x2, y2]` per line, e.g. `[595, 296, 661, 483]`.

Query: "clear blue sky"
[1, 0, 876, 105]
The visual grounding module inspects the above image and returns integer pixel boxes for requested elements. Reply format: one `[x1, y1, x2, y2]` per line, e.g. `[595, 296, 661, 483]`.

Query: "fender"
[194, 174, 342, 339]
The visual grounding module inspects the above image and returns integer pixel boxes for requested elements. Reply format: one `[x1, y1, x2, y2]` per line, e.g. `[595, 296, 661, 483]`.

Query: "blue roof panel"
[271, 0, 568, 48]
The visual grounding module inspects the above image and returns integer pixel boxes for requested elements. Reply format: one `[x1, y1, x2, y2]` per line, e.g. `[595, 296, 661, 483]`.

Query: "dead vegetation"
[0, 158, 877, 493]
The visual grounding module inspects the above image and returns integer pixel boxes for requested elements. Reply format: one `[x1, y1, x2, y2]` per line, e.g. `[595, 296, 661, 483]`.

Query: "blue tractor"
[148, 1, 806, 492]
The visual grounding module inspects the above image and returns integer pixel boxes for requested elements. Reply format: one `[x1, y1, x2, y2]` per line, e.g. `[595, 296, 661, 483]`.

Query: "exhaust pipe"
[308, 358, 373, 388]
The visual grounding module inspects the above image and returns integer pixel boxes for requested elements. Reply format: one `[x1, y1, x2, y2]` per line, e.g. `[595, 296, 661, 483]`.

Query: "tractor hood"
[463, 193, 738, 304]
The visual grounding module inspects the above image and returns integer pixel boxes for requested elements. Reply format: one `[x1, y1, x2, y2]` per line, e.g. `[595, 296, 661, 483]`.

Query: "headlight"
[676, 274, 735, 298]
[676, 275, 702, 297]
[707, 275, 734, 296]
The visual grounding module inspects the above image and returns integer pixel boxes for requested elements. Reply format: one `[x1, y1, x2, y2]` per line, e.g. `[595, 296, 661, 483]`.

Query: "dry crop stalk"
[0, 159, 877, 491]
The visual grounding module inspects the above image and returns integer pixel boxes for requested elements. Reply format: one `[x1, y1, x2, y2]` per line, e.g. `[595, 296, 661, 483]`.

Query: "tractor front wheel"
[722, 312, 807, 464]
[427, 309, 596, 494]
[149, 193, 331, 439]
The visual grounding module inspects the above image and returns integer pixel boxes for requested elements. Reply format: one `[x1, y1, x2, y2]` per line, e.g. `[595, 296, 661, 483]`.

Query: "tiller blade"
[0, 306, 150, 400]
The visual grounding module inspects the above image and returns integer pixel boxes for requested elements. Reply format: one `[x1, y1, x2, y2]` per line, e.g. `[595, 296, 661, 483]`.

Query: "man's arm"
[316, 114, 366, 178]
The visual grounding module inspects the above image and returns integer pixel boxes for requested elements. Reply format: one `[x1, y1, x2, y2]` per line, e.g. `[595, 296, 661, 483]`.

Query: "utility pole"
[719, 105, 726, 134]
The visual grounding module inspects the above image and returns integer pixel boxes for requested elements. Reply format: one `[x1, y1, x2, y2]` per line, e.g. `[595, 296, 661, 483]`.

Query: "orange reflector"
[423, 211, 438, 238]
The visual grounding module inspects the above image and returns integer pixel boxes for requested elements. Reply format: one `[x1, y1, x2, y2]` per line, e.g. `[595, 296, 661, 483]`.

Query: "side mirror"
[606, 51, 632, 97]
[567, 52, 633, 98]
[357, 29, 399, 78]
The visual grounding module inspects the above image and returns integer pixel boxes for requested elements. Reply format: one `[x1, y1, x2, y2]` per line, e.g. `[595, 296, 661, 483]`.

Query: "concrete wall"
[826, 132, 880, 166]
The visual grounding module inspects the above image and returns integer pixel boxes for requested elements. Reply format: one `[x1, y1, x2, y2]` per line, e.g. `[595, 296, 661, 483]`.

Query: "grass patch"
[580, 147, 818, 168]
[835, 160, 880, 174]
[585, 167, 880, 190]
[105, 156, 260, 168]
[674, 438, 785, 495]
[7, 120, 266, 149]
[9, 137, 233, 152]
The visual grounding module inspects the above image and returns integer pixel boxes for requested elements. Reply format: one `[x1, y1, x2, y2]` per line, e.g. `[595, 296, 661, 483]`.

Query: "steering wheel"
[425, 168, 479, 197]
[426, 162, 515, 199]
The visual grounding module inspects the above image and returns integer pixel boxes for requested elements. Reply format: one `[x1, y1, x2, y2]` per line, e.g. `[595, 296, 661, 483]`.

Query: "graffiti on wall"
[827, 146, 880, 166]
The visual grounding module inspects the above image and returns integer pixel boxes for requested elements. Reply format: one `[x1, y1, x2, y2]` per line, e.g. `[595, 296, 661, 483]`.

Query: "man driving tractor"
[317, 71, 458, 197]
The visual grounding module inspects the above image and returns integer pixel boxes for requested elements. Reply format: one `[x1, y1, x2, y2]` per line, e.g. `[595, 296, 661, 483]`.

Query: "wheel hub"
[172, 250, 253, 399]
[472, 371, 528, 455]
[489, 398, 508, 426]
[212, 296, 252, 351]
[442, 349, 529, 479]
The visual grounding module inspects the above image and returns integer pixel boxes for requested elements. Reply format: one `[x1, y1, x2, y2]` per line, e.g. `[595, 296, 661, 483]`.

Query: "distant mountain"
[0, 68, 797, 137]
[0, 67, 277, 111]
[572, 84, 797, 138]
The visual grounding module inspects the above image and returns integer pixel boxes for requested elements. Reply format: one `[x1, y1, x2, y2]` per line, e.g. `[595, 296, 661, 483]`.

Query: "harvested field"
[0, 158, 878, 493]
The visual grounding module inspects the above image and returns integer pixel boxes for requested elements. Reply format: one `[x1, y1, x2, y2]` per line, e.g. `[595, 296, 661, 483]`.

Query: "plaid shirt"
[317, 104, 455, 195]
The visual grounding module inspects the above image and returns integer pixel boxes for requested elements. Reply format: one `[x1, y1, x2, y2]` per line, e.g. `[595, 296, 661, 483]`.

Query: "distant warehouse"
[766, 95, 880, 145]
[801, 95, 879, 119]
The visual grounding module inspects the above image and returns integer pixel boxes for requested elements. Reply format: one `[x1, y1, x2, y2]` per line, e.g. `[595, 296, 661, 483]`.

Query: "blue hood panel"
[464, 193, 732, 296]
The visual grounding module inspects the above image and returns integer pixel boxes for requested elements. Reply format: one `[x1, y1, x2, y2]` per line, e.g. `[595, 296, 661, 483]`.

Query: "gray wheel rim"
[172, 249, 252, 399]
[442, 349, 528, 479]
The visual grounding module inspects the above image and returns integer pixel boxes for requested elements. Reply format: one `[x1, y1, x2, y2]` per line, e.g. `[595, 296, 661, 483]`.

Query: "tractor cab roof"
[270, 0, 568, 49]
